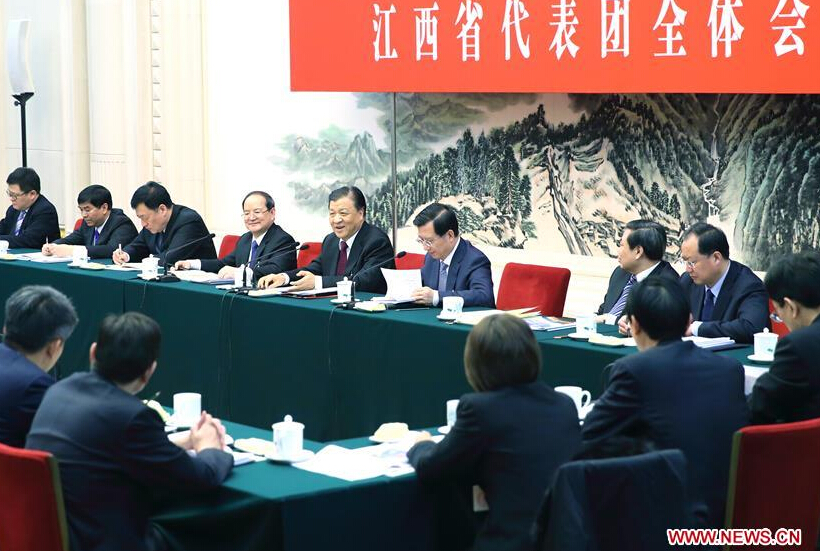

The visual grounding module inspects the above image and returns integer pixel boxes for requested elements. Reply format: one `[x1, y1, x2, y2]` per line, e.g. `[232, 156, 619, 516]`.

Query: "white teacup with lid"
[753, 328, 778, 361]
[272, 415, 304, 461]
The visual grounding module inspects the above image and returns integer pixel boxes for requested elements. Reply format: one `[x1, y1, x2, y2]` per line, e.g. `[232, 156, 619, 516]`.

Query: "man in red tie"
[258, 186, 394, 294]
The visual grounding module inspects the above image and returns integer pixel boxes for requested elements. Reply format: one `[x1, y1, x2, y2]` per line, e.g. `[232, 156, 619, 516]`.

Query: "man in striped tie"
[597, 220, 680, 326]
[0, 167, 60, 249]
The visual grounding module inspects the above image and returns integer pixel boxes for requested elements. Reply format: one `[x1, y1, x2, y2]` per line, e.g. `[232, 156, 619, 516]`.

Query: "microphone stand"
[339, 252, 405, 309]
[151, 232, 216, 283]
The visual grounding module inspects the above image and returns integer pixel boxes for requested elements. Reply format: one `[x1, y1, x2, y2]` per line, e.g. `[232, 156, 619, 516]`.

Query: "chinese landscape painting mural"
[274, 93, 820, 271]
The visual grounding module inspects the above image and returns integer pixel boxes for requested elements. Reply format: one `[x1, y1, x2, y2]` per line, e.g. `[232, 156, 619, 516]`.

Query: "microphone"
[339, 251, 405, 308]
[155, 232, 216, 283]
[233, 243, 308, 292]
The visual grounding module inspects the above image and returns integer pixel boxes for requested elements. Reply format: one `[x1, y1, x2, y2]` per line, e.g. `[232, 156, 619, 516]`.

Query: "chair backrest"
[395, 252, 425, 270]
[537, 450, 690, 551]
[496, 262, 571, 317]
[73, 218, 83, 231]
[218, 234, 241, 259]
[725, 418, 820, 548]
[0, 443, 70, 551]
[769, 299, 790, 336]
[297, 241, 322, 268]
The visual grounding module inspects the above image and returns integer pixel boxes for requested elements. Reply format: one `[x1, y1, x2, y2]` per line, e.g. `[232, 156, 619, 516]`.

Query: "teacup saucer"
[437, 313, 458, 321]
[330, 297, 353, 304]
[265, 449, 315, 464]
[747, 354, 774, 363]
[566, 332, 591, 341]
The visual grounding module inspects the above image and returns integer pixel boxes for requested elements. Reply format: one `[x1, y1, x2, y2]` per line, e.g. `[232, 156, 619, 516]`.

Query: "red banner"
[289, 0, 820, 92]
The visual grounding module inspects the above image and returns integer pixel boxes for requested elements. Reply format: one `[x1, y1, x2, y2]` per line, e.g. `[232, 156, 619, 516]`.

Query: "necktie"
[336, 240, 348, 276]
[702, 289, 715, 322]
[14, 210, 26, 236]
[93, 228, 100, 246]
[608, 274, 637, 317]
[438, 261, 449, 294]
[249, 240, 259, 265]
[155, 232, 164, 254]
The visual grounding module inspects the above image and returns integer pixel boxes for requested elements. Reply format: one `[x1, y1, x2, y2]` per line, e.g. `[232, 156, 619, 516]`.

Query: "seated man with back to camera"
[112, 181, 216, 267]
[410, 203, 495, 308]
[257, 185, 394, 294]
[42, 184, 138, 259]
[174, 191, 297, 281]
[26, 311, 233, 551]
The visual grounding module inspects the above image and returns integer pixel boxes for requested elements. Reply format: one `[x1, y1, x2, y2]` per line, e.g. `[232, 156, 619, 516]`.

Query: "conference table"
[0, 252, 758, 440]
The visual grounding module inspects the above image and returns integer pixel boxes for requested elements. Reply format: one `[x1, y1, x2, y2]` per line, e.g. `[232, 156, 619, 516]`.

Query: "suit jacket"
[0, 343, 54, 448]
[581, 340, 749, 528]
[680, 260, 769, 343]
[407, 382, 581, 551]
[0, 194, 61, 248]
[288, 221, 394, 294]
[597, 261, 680, 315]
[124, 204, 216, 266]
[200, 224, 297, 279]
[54, 208, 139, 258]
[421, 238, 495, 308]
[26, 372, 233, 551]
[749, 315, 820, 424]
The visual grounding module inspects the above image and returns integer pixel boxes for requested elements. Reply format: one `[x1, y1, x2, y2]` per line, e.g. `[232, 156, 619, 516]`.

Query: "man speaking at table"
[174, 191, 297, 280]
[679, 222, 768, 343]
[112, 181, 216, 267]
[410, 202, 494, 308]
[257, 186, 394, 293]
[26, 312, 233, 551]
[42, 184, 138, 259]
[0, 167, 61, 248]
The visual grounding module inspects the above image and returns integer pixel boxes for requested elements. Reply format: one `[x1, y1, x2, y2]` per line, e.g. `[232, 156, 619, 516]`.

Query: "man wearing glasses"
[42, 184, 138, 259]
[175, 191, 296, 280]
[410, 203, 494, 308]
[258, 186, 394, 293]
[749, 252, 820, 424]
[679, 222, 768, 343]
[0, 167, 60, 249]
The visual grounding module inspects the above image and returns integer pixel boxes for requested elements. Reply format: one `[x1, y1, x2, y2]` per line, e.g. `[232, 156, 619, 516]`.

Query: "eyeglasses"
[242, 209, 269, 219]
[770, 312, 784, 324]
[416, 236, 439, 248]
[5, 189, 30, 200]
[676, 257, 700, 269]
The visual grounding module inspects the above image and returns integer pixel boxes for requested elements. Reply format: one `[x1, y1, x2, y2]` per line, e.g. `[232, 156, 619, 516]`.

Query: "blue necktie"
[702, 289, 715, 322]
[608, 274, 636, 317]
[438, 261, 448, 294]
[155, 232, 164, 254]
[249, 240, 259, 265]
[14, 210, 26, 236]
[92, 228, 100, 246]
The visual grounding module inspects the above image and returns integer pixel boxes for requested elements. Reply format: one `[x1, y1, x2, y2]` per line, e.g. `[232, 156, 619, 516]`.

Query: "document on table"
[14, 252, 72, 263]
[682, 336, 736, 349]
[171, 269, 232, 284]
[372, 268, 422, 303]
[525, 316, 576, 331]
[104, 263, 143, 271]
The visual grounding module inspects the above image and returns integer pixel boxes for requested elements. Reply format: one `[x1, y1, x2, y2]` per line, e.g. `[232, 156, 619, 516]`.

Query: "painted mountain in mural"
[279, 93, 820, 271]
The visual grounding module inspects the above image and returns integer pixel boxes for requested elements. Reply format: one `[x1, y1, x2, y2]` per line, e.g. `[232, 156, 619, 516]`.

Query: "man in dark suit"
[258, 186, 394, 294]
[749, 252, 820, 424]
[41, 184, 138, 259]
[0, 167, 60, 248]
[174, 191, 296, 281]
[0, 286, 77, 447]
[679, 222, 768, 343]
[582, 277, 749, 528]
[410, 203, 495, 308]
[112, 181, 216, 267]
[597, 219, 679, 325]
[407, 314, 580, 551]
[26, 312, 233, 551]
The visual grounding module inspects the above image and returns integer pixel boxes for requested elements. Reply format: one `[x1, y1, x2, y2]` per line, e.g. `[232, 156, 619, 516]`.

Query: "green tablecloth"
[0, 253, 758, 440]
[152, 421, 441, 551]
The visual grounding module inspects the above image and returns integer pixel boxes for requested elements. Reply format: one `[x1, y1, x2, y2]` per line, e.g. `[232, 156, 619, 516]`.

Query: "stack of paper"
[372, 268, 422, 304]
[525, 316, 576, 331]
[15, 252, 72, 263]
[683, 336, 736, 349]
[455, 307, 540, 326]
[170, 269, 232, 284]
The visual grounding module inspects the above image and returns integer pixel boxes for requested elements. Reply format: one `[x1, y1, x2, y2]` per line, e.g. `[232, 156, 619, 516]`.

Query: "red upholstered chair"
[218, 234, 241, 259]
[496, 262, 571, 317]
[297, 241, 322, 268]
[725, 418, 820, 549]
[0, 443, 70, 551]
[395, 252, 425, 270]
[73, 218, 83, 231]
[769, 299, 790, 337]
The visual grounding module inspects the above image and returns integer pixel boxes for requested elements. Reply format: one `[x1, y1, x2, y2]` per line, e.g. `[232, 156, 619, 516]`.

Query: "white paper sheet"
[104, 263, 143, 271]
[15, 252, 72, 263]
[170, 269, 232, 284]
[682, 336, 735, 349]
[743, 365, 768, 395]
[375, 268, 422, 302]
